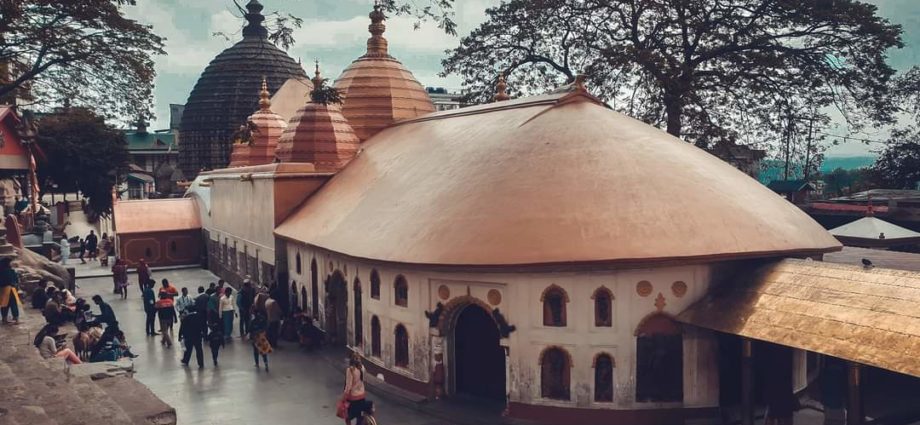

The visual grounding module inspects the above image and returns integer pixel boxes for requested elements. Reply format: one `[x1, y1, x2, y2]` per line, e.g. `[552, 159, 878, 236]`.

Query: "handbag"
[335, 398, 350, 419]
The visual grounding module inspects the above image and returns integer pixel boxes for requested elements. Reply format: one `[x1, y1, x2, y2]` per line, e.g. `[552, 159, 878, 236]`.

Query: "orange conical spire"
[259, 76, 271, 111]
[494, 72, 510, 102]
[366, 1, 389, 57]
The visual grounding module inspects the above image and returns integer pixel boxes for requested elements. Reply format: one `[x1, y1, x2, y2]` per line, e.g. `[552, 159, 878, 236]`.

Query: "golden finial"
[312, 59, 325, 88]
[366, 1, 388, 57]
[494, 72, 510, 102]
[258, 76, 271, 110]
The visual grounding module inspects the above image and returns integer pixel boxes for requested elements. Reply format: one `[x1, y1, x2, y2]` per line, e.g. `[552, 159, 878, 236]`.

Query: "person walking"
[237, 279, 255, 338]
[0, 257, 20, 325]
[97, 233, 110, 266]
[58, 234, 70, 265]
[250, 311, 271, 371]
[136, 259, 150, 293]
[180, 310, 205, 368]
[142, 280, 158, 336]
[193, 286, 209, 317]
[265, 295, 282, 348]
[78, 238, 86, 264]
[219, 287, 235, 342]
[85, 230, 98, 262]
[207, 319, 224, 366]
[155, 292, 176, 348]
[341, 352, 372, 425]
[111, 258, 128, 298]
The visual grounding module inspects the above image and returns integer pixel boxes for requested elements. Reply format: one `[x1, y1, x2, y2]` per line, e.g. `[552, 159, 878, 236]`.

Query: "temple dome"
[332, 5, 435, 142]
[179, 0, 306, 178]
[275, 65, 359, 171]
[275, 88, 841, 267]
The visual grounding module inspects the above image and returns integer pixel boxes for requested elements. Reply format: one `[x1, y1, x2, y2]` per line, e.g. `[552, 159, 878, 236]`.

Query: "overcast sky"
[126, 0, 920, 157]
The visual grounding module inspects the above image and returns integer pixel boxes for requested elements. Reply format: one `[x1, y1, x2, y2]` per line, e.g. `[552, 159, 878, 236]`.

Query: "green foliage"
[821, 167, 876, 197]
[36, 107, 129, 220]
[871, 67, 920, 190]
[442, 0, 902, 153]
[0, 0, 165, 124]
[310, 84, 343, 106]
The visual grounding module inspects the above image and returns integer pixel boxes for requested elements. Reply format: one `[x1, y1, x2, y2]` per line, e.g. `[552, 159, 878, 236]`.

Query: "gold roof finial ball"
[259, 76, 271, 110]
[494, 71, 511, 102]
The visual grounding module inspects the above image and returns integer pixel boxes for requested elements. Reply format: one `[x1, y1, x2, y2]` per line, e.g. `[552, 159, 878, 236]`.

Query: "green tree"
[36, 107, 129, 220]
[0, 0, 165, 122]
[872, 66, 920, 189]
[442, 0, 902, 150]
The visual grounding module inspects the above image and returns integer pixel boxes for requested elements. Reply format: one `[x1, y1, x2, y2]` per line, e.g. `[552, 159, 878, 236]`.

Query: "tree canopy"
[871, 66, 920, 189]
[442, 0, 903, 152]
[36, 107, 129, 220]
[0, 0, 164, 123]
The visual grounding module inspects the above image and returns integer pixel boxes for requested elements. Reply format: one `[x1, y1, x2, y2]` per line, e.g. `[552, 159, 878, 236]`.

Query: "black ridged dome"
[178, 0, 306, 179]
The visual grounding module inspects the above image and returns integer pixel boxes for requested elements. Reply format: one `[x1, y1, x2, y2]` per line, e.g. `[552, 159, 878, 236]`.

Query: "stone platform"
[0, 310, 176, 425]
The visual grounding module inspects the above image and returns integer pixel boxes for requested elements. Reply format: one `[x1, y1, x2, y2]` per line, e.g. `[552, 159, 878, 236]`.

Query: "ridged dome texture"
[275, 102, 359, 171]
[178, 1, 305, 179]
[332, 5, 435, 142]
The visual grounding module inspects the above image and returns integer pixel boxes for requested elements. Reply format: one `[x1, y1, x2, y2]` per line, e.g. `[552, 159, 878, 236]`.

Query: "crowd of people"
[56, 230, 114, 266]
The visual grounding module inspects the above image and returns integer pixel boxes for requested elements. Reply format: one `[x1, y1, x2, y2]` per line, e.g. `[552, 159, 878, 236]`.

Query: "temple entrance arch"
[447, 298, 506, 401]
[325, 270, 348, 346]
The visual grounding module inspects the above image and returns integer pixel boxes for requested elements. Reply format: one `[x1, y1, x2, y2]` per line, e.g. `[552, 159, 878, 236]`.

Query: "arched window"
[593, 353, 615, 402]
[539, 346, 571, 400]
[635, 314, 683, 402]
[310, 259, 319, 316]
[394, 275, 408, 307]
[290, 281, 298, 309]
[394, 324, 409, 367]
[370, 269, 380, 299]
[371, 316, 381, 357]
[541, 285, 568, 327]
[354, 277, 363, 347]
[592, 287, 613, 327]
[300, 286, 308, 314]
[295, 252, 302, 274]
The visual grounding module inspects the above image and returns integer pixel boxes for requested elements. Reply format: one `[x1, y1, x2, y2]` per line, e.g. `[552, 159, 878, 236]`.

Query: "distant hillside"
[757, 155, 876, 184]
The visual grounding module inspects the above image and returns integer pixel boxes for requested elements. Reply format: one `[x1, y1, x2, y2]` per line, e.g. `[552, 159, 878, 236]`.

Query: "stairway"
[0, 316, 175, 425]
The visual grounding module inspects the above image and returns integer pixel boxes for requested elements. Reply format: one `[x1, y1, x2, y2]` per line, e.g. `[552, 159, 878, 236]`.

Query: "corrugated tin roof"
[114, 198, 201, 234]
[678, 259, 920, 378]
[824, 246, 920, 272]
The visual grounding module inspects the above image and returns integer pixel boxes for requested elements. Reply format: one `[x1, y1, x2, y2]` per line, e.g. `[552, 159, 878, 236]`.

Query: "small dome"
[333, 4, 435, 142]
[247, 77, 288, 165]
[275, 66, 359, 171]
[179, 0, 305, 178]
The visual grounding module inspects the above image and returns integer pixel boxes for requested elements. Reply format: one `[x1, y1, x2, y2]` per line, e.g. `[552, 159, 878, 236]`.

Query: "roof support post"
[742, 338, 754, 425]
[847, 362, 863, 425]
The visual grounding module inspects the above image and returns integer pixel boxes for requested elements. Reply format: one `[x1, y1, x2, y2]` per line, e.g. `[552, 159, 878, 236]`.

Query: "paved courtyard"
[75, 268, 448, 425]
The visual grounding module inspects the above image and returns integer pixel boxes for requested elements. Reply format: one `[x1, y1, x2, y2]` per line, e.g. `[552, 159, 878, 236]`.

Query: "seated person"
[89, 324, 137, 362]
[30, 283, 49, 310]
[35, 325, 82, 365]
[43, 292, 63, 325]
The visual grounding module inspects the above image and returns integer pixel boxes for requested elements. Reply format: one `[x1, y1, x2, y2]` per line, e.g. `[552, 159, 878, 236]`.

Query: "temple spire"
[242, 0, 268, 38]
[259, 76, 271, 111]
[365, 1, 389, 57]
[312, 60, 325, 88]
[494, 72, 510, 102]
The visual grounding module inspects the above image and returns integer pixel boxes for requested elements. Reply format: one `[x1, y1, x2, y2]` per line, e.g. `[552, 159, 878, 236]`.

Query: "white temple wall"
[284, 242, 722, 410]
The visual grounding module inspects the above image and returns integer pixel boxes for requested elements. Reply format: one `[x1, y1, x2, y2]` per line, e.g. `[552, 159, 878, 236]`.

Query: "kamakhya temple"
[114, 1, 920, 424]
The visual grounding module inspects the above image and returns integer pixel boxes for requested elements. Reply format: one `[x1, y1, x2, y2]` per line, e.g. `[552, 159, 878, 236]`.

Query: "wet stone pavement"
[75, 268, 450, 425]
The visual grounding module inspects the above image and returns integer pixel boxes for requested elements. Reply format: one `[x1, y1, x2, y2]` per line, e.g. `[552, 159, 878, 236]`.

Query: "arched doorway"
[454, 304, 505, 401]
[325, 271, 348, 346]
[635, 313, 683, 402]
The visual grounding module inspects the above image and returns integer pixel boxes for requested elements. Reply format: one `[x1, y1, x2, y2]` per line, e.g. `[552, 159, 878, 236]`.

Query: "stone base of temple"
[506, 402, 720, 425]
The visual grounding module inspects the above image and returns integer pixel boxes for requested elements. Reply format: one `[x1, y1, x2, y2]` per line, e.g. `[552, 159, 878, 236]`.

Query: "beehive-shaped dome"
[332, 5, 435, 142]
[229, 78, 288, 167]
[275, 66, 359, 171]
[179, 0, 305, 178]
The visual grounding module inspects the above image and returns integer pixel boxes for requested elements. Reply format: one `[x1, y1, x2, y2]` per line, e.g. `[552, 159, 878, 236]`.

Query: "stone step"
[0, 358, 59, 425]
